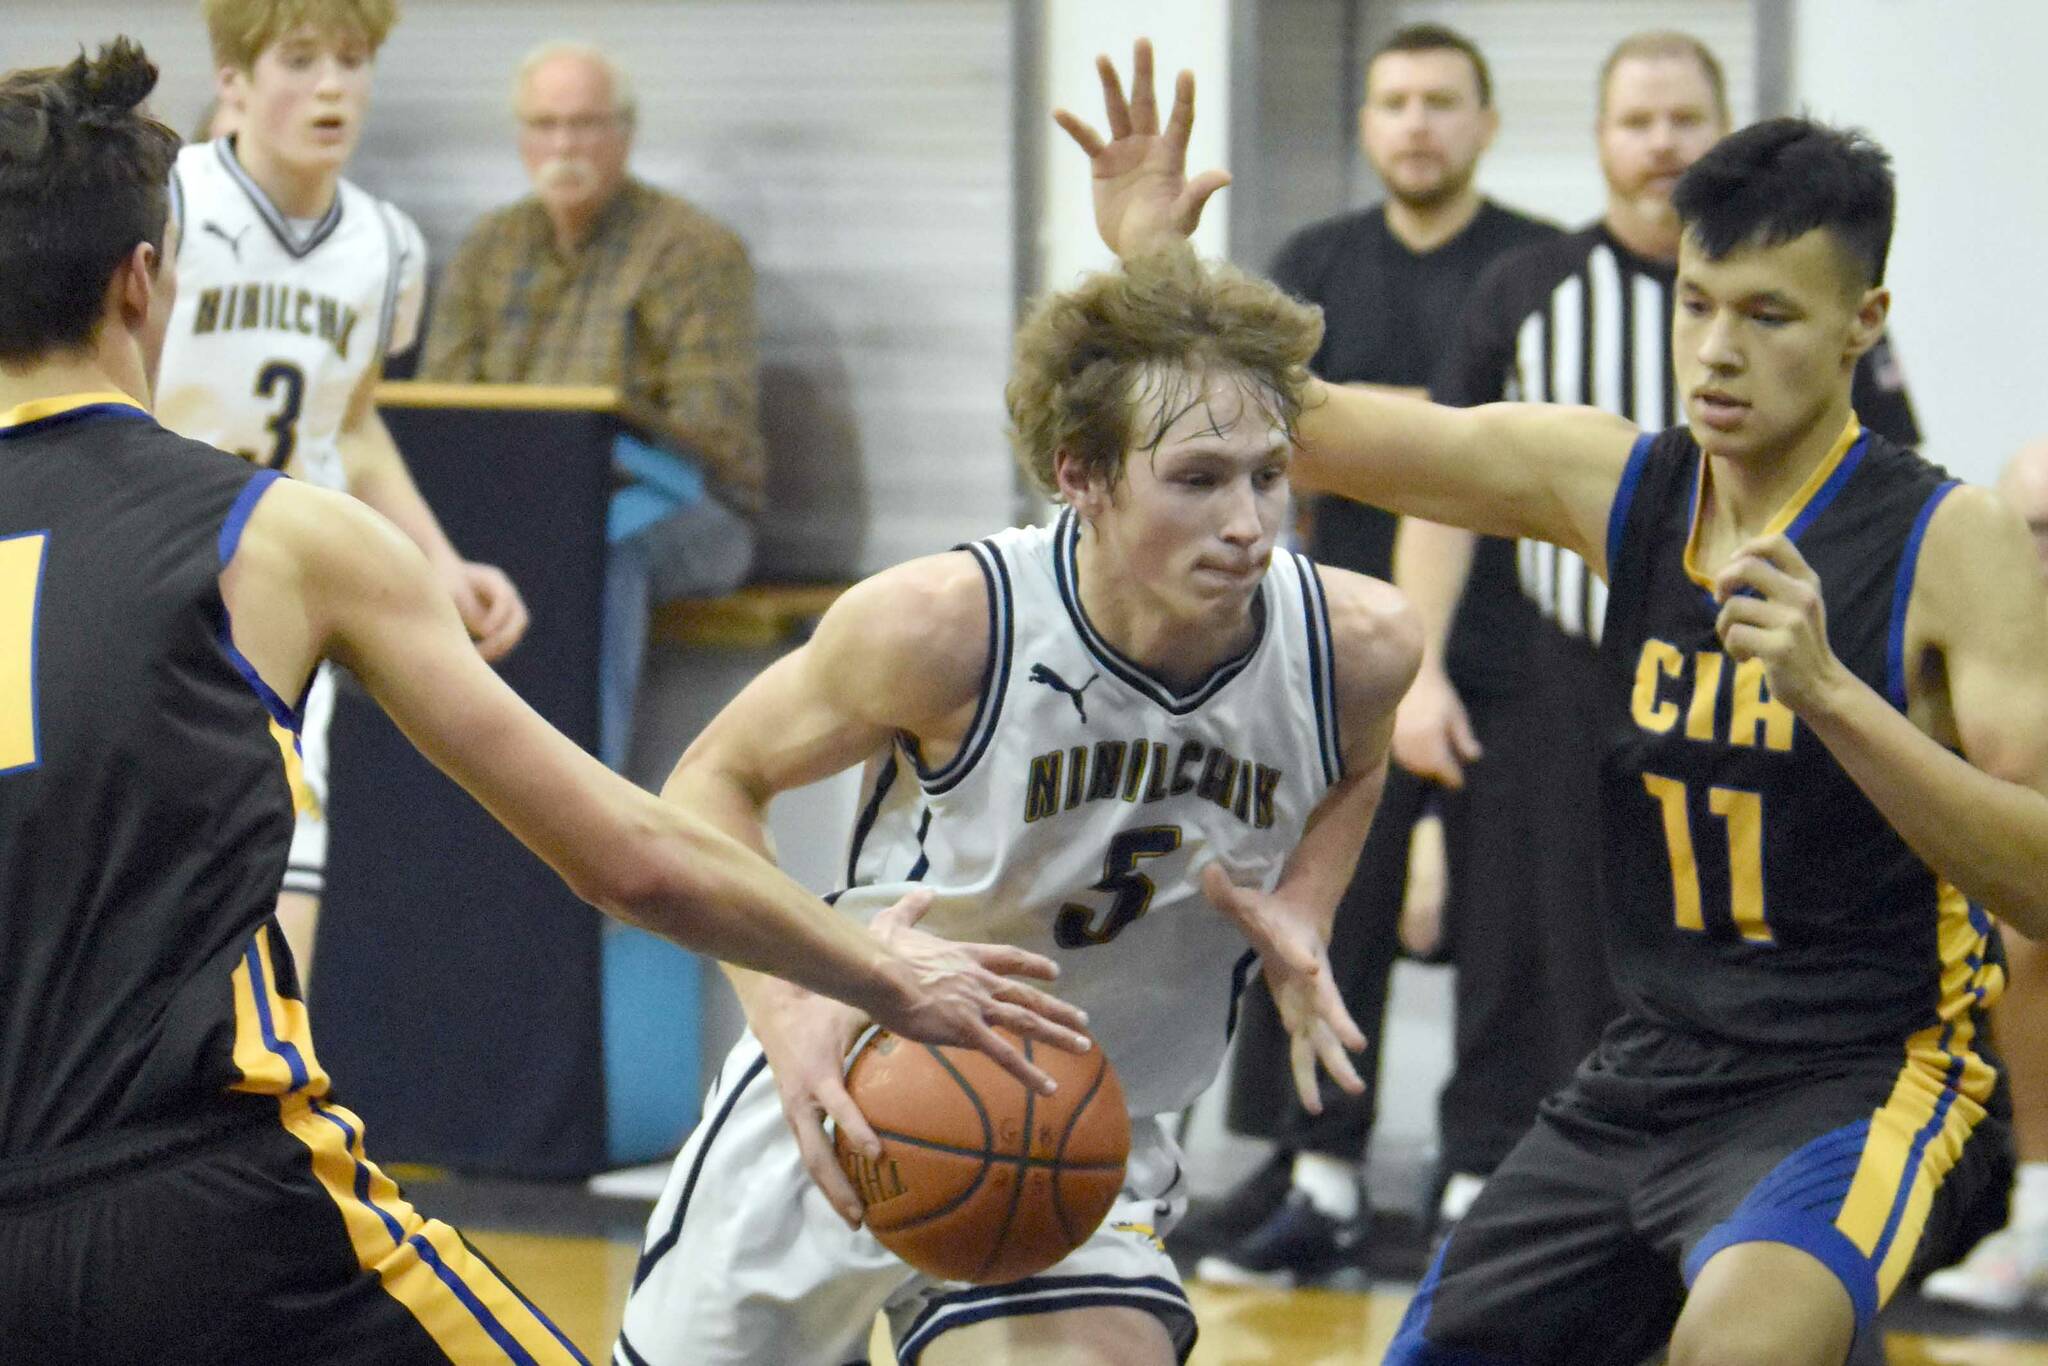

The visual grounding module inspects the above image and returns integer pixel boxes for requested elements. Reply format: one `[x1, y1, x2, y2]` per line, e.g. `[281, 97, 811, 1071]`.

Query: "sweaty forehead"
[1136, 369, 1288, 455]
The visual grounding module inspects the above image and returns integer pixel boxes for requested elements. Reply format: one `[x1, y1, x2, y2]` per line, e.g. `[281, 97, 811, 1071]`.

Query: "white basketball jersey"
[157, 139, 426, 491]
[835, 512, 1346, 1117]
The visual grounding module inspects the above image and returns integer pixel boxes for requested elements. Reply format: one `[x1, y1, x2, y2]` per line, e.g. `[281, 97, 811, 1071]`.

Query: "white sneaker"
[1920, 1224, 2048, 1312]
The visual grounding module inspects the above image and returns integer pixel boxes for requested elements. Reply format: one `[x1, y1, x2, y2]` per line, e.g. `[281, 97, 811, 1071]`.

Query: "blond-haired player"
[157, 0, 529, 986]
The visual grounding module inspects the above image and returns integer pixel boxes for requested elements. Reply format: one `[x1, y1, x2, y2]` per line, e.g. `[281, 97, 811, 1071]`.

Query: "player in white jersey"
[154, 0, 528, 984]
[617, 240, 1421, 1364]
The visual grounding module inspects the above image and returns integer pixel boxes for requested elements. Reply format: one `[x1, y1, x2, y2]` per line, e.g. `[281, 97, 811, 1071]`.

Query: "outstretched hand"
[864, 890, 1093, 1097]
[1052, 38, 1231, 260]
[1200, 864, 1367, 1112]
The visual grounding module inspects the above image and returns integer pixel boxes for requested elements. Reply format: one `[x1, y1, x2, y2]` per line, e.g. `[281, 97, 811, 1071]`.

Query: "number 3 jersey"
[1598, 417, 2003, 1056]
[834, 512, 1347, 1117]
[156, 137, 427, 492]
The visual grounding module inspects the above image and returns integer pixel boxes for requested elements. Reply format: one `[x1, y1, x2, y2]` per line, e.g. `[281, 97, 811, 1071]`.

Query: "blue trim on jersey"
[1782, 430, 1870, 544]
[1603, 430, 1659, 581]
[407, 1231, 571, 1365]
[904, 806, 935, 882]
[1292, 553, 1344, 787]
[1223, 948, 1258, 1043]
[0, 530, 51, 778]
[0, 402, 151, 441]
[631, 1050, 771, 1291]
[896, 1273, 1196, 1365]
[1681, 1119, 1878, 1326]
[1687, 1212, 1879, 1331]
[1871, 1049, 1967, 1272]
[1053, 511, 1268, 714]
[244, 937, 311, 1092]
[214, 471, 305, 732]
[217, 468, 282, 567]
[843, 752, 900, 889]
[613, 1332, 654, 1366]
[1885, 480, 1959, 710]
[308, 1100, 404, 1241]
[917, 540, 1013, 795]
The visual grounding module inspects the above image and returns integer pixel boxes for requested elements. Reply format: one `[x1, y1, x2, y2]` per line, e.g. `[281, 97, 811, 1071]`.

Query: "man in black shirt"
[1189, 22, 1555, 1287]
[1405, 31, 1925, 1232]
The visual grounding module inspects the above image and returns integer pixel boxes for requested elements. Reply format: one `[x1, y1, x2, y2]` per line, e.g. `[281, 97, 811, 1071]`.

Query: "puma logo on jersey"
[190, 283, 362, 359]
[1029, 664, 1098, 722]
[202, 220, 249, 260]
[1024, 737, 1283, 829]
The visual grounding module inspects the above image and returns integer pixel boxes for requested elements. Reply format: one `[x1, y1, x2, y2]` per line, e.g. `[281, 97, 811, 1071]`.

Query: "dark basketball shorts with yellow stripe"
[0, 1098, 587, 1365]
[1385, 1014, 2013, 1366]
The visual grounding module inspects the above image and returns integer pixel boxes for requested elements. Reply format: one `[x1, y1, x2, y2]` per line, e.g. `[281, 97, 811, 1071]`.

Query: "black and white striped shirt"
[1433, 223, 1920, 645]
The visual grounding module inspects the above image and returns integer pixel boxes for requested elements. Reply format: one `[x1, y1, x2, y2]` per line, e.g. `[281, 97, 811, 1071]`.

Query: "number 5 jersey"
[157, 137, 426, 493]
[832, 512, 1348, 1118]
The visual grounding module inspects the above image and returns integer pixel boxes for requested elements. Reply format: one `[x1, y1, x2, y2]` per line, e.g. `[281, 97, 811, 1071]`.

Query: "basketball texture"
[835, 1028, 1129, 1284]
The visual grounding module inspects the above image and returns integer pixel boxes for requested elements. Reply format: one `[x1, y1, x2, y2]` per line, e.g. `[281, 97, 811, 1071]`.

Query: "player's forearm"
[1803, 669, 2048, 935]
[1393, 517, 1477, 666]
[1271, 758, 1387, 941]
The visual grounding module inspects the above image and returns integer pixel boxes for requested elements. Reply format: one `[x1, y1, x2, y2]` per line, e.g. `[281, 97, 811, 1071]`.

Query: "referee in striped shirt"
[1400, 29, 1922, 1232]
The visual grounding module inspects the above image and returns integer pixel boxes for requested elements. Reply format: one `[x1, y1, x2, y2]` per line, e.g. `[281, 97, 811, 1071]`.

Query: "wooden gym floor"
[426, 1177, 2048, 1364]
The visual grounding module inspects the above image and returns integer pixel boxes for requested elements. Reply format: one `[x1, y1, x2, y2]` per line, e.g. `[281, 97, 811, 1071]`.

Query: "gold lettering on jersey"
[1729, 658, 1795, 751]
[1631, 639, 1683, 732]
[191, 284, 361, 360]
[1630, 639, 1794, 753]
[1685, 653, 1723, 741]
[1024, 739, 1284, 829]
[1025, 752, 1062, 823]
[1086, 741, 1127, 801]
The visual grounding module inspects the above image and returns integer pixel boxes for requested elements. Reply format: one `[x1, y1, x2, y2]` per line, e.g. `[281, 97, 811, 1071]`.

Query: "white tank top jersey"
[156, 138, 427, 492]
[833, 511, 1347, 1117]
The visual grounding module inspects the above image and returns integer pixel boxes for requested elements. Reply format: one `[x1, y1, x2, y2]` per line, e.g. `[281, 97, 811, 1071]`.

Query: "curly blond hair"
[1006, 244, 1324, 499]
[203, 0, 399, 71]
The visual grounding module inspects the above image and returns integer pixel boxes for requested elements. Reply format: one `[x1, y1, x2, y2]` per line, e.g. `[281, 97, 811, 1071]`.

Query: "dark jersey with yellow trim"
[0, 396, 324, 1168]
[1598, 419, 2001, 1052]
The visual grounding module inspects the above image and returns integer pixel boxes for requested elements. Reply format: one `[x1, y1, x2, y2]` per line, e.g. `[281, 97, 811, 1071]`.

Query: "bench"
[650, 582, 850, 649]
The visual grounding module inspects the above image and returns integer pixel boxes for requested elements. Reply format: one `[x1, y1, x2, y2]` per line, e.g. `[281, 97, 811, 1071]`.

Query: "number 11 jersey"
[1598, 417, 2002, 1055]
[157, 137, 426, 492]
[832, 512, 1347, 1117]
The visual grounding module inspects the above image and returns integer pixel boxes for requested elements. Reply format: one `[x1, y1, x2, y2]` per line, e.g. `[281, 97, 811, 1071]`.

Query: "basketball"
[835, 1028, 1130, 1284]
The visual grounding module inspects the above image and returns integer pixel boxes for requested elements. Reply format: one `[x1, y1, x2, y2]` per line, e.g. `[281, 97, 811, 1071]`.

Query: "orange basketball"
[835, 1027, 1129, 1284]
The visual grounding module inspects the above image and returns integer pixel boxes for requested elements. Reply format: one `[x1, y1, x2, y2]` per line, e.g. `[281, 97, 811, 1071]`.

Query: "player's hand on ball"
[1711, 534, 1847, 714]
[1201, 864, 1368, 1113]
[865, 890, 1093, 1100]
[1051, 38, 1230, 260]
[749, 980, 878, 1228]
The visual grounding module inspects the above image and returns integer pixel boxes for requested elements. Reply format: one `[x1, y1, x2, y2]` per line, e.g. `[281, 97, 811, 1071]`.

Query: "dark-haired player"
[0, 40, 1086, 1362]
[1065, 44, 2048, 1365]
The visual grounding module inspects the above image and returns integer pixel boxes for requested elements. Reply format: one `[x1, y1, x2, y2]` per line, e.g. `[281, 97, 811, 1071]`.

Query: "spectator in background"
[1182, 23, 1556, 1289]
[1922, 434, 2048, 1312]
[1411, 29, 1924, 1237]
[421, 41, 764, 771]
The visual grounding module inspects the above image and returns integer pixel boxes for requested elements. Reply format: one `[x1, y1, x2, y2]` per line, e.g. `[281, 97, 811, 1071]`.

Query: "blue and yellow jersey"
[1598, 417, 2002, 1062]
[0, 394, 325, 1168]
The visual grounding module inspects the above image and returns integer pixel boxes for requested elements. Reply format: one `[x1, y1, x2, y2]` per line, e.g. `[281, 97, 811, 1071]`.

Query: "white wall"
[1038, 0, 1233, 293]
[1793, 0, 2048, 485]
